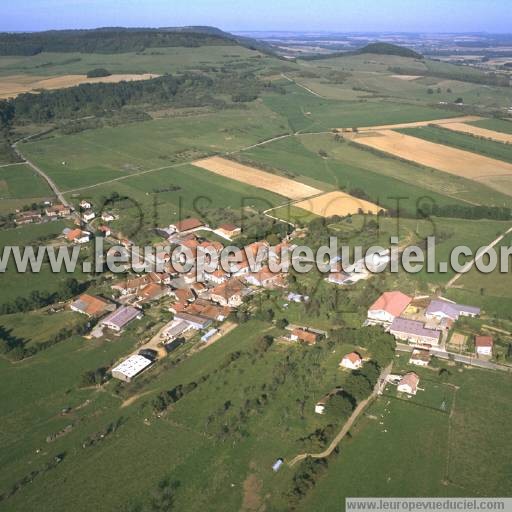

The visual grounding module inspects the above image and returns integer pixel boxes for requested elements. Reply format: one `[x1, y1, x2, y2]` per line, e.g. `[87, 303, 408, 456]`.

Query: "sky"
[2, 0, 511, 33]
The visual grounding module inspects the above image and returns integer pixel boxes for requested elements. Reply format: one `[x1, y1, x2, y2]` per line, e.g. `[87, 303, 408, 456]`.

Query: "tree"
[326, 392, 355, 420]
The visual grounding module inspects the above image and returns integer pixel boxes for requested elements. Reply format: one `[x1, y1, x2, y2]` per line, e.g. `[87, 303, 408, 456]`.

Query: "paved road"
[396, 342, 512, 372]
[12, 140, 70, 208]
[288, 362, 393, 467]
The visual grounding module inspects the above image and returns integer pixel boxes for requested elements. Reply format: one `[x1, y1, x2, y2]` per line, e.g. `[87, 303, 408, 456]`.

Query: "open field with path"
[439, 122, 512, 144]
[294, 190, 383, 217]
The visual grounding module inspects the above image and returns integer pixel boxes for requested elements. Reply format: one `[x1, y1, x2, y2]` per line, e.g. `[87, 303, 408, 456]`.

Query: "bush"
[86, 68, 111, 78]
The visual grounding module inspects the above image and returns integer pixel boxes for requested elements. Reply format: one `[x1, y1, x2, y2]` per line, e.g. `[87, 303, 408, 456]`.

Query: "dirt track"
[193, 156, 322, 200]
[294, 190, 383, 217]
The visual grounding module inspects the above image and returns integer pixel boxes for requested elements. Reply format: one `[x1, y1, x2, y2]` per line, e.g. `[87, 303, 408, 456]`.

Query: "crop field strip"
[438, 122, 512, 144]
[346, 129, 512, 196]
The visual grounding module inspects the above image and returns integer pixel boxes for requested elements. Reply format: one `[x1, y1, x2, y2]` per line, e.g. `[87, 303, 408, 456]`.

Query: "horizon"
[2, 0, 512, 33]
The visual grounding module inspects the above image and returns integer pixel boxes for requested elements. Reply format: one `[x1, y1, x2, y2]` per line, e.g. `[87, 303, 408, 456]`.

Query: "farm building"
[162, 320, 191, 341]
[174, 312, 212, 330]
[70, 294, 114, 318]
[45, 204, 71, 217]
[339, 352, 362, 370]
[397, 372, 420, 395]
[169, 218, 205, 233]
[389, 317, 441, 346]
[111, 355, 153, 383]
[82, 209, 96, 222]
[210, 278, 246, 307]
[66, 229, 90, 244]
[425, 299, 480, 321]
[100, 306, 143, 332]
[244, 266, 286, 288]
[291, 328, 319, 345]
[475, 335, 493, 356]
[137, 283, 170, 303]
[367, 291, 412, 325]
[217, 223, 241, 239]
[409, 349, 431, 367]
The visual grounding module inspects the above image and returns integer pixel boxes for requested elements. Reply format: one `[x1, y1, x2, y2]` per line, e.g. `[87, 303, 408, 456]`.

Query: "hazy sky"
[2, 0, 511, 33]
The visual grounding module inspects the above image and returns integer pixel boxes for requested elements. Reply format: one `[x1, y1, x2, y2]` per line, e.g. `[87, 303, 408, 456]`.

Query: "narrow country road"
[288, 362, 393, 467]
[446, 225, 512, 288]
[281, 73, 326, 99]
[12, 140, 70, 208]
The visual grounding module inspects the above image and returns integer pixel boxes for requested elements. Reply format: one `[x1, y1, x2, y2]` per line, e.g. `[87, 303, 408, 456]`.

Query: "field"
[0, 163, 54, 214]
[399, 125, 512, 164]
[351, 115, 482, 132]
[293, 190, 383, 217]
[348, 129, 512, 197]
[438, 122, 512, 144]
[0, 73, 159, 99]
[470, 118, 512, 135]
[296, 361, 512, 511]
[192, 155, 322, 200]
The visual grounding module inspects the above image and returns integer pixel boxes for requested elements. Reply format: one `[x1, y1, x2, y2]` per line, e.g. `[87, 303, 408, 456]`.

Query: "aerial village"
[45, 198, 497, 406]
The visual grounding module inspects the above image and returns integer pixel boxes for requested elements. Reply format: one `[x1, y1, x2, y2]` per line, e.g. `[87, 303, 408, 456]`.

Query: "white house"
[367, 291, 412, 325]
[339, 352, 362, 370]
[397, 372, 419, 395]
[82, 209, 96, 222]
[79, 200, 92, 210]
[409, 349, 431, 367]
[475, 335, 493, 356]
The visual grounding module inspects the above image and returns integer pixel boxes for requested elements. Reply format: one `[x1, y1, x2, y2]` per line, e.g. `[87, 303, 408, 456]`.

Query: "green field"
[399, 125, 512, 164]
[470, 118, 512, 135]
[0, 163, 54, 214]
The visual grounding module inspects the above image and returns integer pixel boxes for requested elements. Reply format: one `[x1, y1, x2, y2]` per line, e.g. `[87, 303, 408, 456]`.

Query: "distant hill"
[357, 42, 422, 59]
[0, 27, 278, 56]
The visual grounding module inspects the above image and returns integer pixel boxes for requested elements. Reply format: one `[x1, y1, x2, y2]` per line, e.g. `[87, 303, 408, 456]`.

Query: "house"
[339, 352, 362, 370]
[210, 278, 245, 307]
[101, 211, 116, 222]
[367, 291, 412, 325]
[66, 229, 90, 244]
[45, 204, 71, 217]
[82, 209, 96, 222]
[290, 328, 319, 345]
[397, 372, 420, 395]
[174, 312, 212, 330]
[475, 335, 493, 356]
[389, 317, 441, 346]
[111, 355, 152, 383]
[409, 348, 431, 367]
[70, 294, 114, 318]
[204, 268, 229, 285]
[326, 270, 353, 286]
[425, 299, 480, 321]
[137, 283, 170, 303]
[185, 299, 230, 322]
[111, 273, 163, 295]
[245, 240, 270, 261]
[244, 266, 285, 288]
[79, 200, 92, 210]
[97, 225, 111, 237]
[217, 223, 241, 239]
[100, 306, 143, 332]
[15, 211, 42, 225]
[169, 218, 204, 234]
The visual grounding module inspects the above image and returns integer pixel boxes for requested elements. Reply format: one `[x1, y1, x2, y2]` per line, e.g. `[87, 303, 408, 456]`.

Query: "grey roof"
[101, 306, 141, 329]
[175, 312, 212, 328]
[390, 317, 440, 341]
[426, 299, 480, 319]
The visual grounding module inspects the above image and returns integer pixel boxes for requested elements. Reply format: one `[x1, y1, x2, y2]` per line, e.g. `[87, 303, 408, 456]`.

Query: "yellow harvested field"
[294, 191, 383, 217]
[192, 156, 322, 200]
[0, 73, 160, 99]
[390, 75, 423, 80]
[347, 129, 512, 196]
[341, 115, 483, 132]
[437, 122, 512, 144]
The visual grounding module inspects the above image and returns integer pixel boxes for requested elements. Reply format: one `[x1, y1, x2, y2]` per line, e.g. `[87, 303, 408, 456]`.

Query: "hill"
[357, 42, 423, 59]
[0, 26, 277, 56]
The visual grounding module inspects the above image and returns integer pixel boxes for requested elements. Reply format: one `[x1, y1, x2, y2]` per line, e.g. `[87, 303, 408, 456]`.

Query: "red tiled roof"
[369, 291, 412, 317]
[343, 352, 362, 364]
[475, 335, 493, 347]
[292, 328, 318, 344]
[173, 218, 204, 232]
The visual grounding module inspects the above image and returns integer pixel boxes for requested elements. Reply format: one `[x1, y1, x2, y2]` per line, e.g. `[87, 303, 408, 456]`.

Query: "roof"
[101, 306, 141, 329]
[369, 291, 412, 317]
[175, 312, 212, 327]
[172, 218, 204, 232]
[138, 283, 168, 300]
[112, 355, 152, 379]
[343, 352, 362, 364]
[475, 335, 493, 348]
[70, 294, 111, 316]
[390, 317, 440, 342]
[211, 278, 245, 300]
[426, 299, 480, 319]
[162, 320, 190, 339]
[410, 349, 431, 362]
[292, 328, 318, 344]
[66, 228, 86, 241]
[219, 223, 239, 232]
[399, 372, 419, 390]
